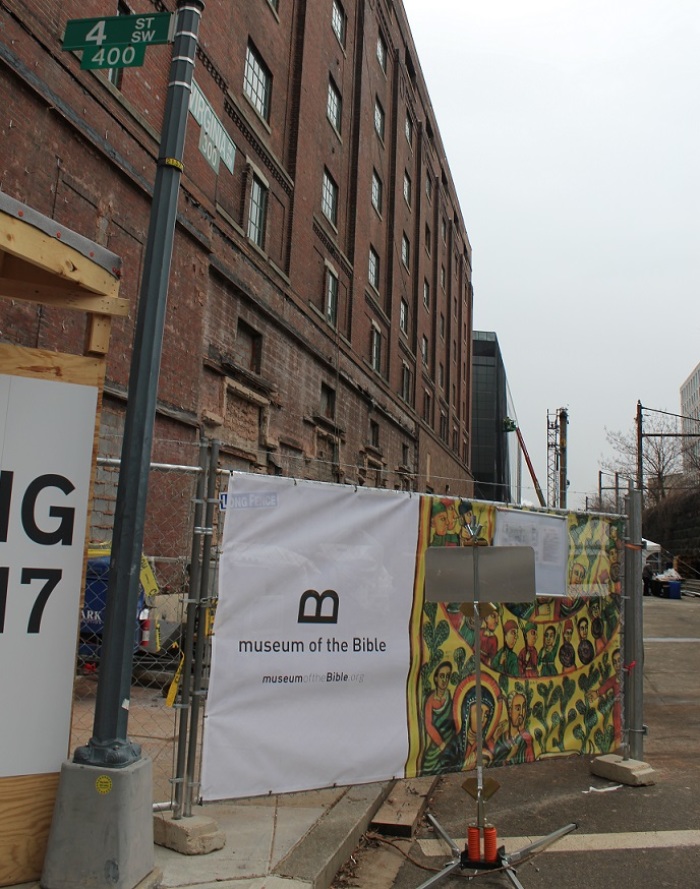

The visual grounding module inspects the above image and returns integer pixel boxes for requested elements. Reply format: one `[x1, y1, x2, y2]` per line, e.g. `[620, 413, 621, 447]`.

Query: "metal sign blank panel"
[424, 546, 537, 603]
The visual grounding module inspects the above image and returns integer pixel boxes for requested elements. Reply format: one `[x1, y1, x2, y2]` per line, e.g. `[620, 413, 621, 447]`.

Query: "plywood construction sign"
[0, 190, 127, 886]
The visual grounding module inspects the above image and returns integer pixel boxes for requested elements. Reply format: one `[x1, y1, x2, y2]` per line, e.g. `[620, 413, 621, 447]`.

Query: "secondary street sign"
[63, 12, 173, 51]
[81, 44, 147, 71]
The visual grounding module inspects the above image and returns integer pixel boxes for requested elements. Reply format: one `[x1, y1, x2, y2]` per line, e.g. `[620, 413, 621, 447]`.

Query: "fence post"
[184, 439, 220, 815]
[172, 440, 208, 818]
[624, 486, 644, 760]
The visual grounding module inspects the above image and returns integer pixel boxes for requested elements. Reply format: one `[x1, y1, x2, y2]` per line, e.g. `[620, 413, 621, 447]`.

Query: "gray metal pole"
[172, 440, 208, 817]
[184, 439, 219, 815]
[623, 486, 644, 760]
[75, 0, 204, 768]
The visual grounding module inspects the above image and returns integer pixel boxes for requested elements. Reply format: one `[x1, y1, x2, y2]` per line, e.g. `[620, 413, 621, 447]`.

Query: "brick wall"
[0, 0, 475, 493]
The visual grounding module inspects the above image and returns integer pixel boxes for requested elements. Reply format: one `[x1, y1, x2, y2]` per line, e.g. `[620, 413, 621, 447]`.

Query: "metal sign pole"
[74, 0, 204, 769]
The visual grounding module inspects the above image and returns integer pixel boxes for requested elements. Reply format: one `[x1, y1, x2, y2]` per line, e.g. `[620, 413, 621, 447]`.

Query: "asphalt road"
[348, 595, 700, 889]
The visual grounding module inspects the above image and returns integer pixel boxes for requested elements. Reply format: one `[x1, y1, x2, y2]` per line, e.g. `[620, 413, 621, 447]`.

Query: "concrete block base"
[590, 754, 656, 786]
[41, 758, 154, 889]
[153, 811, 226, 854]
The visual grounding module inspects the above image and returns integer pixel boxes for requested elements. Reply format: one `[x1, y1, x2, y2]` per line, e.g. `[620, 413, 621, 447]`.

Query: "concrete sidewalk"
[152, 781, 393, 889]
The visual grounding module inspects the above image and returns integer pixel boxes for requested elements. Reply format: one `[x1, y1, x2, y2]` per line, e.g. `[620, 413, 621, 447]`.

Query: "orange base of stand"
[465, 824, 499, 866]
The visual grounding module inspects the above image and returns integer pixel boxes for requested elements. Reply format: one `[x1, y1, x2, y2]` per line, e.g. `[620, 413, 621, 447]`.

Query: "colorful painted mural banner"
[201, 475, 623, 800]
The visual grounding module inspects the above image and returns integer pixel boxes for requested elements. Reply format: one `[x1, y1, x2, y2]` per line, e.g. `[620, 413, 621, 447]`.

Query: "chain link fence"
[70, 438, 216, 804]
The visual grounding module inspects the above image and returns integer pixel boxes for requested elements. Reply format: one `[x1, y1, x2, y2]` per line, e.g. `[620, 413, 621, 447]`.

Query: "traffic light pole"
[43, 4, 204, 888]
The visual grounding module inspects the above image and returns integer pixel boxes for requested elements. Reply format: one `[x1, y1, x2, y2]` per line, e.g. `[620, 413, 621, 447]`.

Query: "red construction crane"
[504, 418, 546, 507]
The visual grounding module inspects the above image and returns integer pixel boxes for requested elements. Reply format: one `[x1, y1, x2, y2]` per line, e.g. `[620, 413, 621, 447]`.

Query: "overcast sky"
[401, 0, 700, 509]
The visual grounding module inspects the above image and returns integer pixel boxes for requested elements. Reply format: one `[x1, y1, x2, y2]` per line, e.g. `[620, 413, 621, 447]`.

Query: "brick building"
[0, 0, 475, 496]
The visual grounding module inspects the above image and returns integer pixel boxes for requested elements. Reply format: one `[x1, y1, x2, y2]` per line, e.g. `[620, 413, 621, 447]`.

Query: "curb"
[273, 781, 395, 889]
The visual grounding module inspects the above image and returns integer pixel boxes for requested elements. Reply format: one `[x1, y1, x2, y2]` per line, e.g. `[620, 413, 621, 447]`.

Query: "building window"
[426, 175, 433, 202]
[440, 264, 446, 290]
[425, 223, 431, 255]
[374, 97, 385, 140]
[401, 364, 411, 402]
[401, 233, 410, 267]
[108, 0, 131, 88]
[369, 245, 380, 290]
[423, 279, 430, 309]
[440, 411, 448, 441]
[326, 268, 339, 325]
[331, 0, 346, 45]
[405, 114, 413, 146]
[370, 419, 380, 448]
[423, 389, 432, 423]
[377, 33, 387, 71]
[438, 362, 444, 389]
[244, 43, 272, 121]
[247, 175, 267, 248]
[403, 171, 412, 206]
[327, 77, 342, 132]
[440, 312, 445, 339]
[371, 169, 383, 213]
[237, 319, 262, 373]
[268, 0, 279, 10]
[421, 335, 428, 364]
[322, 168, 338, 226]
[441, 216, 447, 242]
[370, 325, 382, 372]
[321, 382, 336, 420]
[400, 298, 409, 334]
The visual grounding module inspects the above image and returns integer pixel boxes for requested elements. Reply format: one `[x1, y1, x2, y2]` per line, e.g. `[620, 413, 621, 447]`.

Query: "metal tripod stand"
[420, 529, 578, 888]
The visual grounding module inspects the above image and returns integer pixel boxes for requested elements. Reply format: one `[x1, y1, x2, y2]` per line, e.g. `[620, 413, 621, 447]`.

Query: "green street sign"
[80, 44, 147, 71]
[63, 12, 173, 51]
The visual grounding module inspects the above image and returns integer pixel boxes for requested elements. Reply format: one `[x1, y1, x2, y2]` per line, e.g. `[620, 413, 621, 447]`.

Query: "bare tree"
[603, 413, 683, 507]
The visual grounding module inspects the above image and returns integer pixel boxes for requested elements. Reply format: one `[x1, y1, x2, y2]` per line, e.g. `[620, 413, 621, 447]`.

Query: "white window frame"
[400, 298, 409, 334]
[327, 77, 342, 132]
[374, 97, 385, 140]
[377, 33, 387, 71]
[332, 0, 346, 46]
[368, 245, 380, 290]
[243, 43, 272, 121]
[370, 324, 382, 372]
[322, 168, 339, 226]
[401, 233, 410, 268]
[403, 170, 412, 206]
[325, 267, 339, 325]
[247, 174, 268, 248]
[371, 169, 383, 213]
[405, 114, 413, 146]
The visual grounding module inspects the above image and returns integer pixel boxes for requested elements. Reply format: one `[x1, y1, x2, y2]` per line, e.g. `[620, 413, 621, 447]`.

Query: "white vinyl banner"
[201, 474, 421, 799]
[0, 375, 97, 777]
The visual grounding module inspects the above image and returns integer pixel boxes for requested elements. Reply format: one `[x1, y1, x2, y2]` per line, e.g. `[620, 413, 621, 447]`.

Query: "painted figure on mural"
[491, 620, 519, 677]
[492, 691, 535, 765]
[430, 501, 460, 546]
[588, 598, 606, 655]
[480, 610, 500, 665]
[457, 500, 488, 545]
[460, 685, 497, 769]
[586, 648, 622, 742]
[577, 616, 595, 666]
[518, 621, 539, 678]
[423, 660, 459, 774]
[538, 624, 559, 676]
[558, 619, 576, 672]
